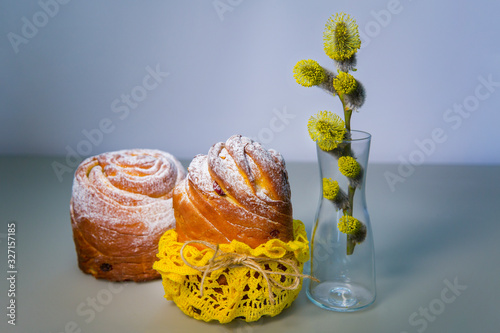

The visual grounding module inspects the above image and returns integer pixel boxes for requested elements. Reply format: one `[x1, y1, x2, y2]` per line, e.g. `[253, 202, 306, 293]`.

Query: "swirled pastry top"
[72, 149, 186, 236]
[174, 135, 294, 248]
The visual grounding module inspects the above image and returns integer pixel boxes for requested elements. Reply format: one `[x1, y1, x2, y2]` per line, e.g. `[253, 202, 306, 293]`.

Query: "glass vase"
[306, 130, 376, 312]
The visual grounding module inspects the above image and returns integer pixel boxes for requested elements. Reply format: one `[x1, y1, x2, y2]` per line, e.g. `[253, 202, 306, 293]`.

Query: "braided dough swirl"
[70, 149, 186, 281]
[174, 135, 293, 248]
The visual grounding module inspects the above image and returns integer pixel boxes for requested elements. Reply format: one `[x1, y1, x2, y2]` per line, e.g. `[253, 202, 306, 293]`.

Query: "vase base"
[307, 281, 375, 312]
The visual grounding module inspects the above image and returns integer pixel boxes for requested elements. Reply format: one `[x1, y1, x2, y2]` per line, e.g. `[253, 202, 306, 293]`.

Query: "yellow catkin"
[323, 178, 340, 200]
[293, 59, 326, 87]
[333, 71, 357, 95]
[307, 111, 346, 151]
[338, 215, 361, 234]
[323, 13, 361, 61]
[338, 156, 361, 178]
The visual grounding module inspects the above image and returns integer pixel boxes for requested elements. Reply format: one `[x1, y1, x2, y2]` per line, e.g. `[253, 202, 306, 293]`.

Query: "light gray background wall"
[1, 0, 499, 165]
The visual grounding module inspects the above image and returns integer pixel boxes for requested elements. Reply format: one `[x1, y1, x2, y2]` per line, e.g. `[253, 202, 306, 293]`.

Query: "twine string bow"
[180, 240, 319, 305]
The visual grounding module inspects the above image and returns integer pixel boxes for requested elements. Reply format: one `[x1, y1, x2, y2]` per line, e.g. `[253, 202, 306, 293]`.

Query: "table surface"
[1, 156, 499, 333]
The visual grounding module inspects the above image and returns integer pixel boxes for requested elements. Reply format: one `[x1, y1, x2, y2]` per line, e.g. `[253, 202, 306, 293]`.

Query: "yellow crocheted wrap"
[153, 220, 310, 323]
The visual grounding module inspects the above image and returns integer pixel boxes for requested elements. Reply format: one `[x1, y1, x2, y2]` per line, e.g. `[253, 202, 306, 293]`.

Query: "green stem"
[344, 108, 352, 132]
[339, 93, 356, 255]
[346, 235, 355, 255]
[338, 93, 352, 132]
[347, 185, 355, 215]
[346, 185, 356, 255]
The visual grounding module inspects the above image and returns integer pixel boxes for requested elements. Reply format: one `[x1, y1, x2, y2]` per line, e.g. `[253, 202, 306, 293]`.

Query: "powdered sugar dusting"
[187, 155, 215, 194]
[71, 149, 186, 250]
[188, 135, 293, 219]
[175, 135, 294, 247]
[97, 149, 184, 198]
[208, 145, 255, 201]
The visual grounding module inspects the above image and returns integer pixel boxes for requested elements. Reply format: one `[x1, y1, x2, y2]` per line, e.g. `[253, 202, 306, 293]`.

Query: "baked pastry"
[70, 149, 186, 282]
[154, 135, 309, 323]
[173, 134, 293, 248]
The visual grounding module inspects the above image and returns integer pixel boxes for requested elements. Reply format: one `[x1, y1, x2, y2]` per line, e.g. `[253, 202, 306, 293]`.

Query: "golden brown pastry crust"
[174, 135, 293, 248]
[70, 149, 186, 282]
